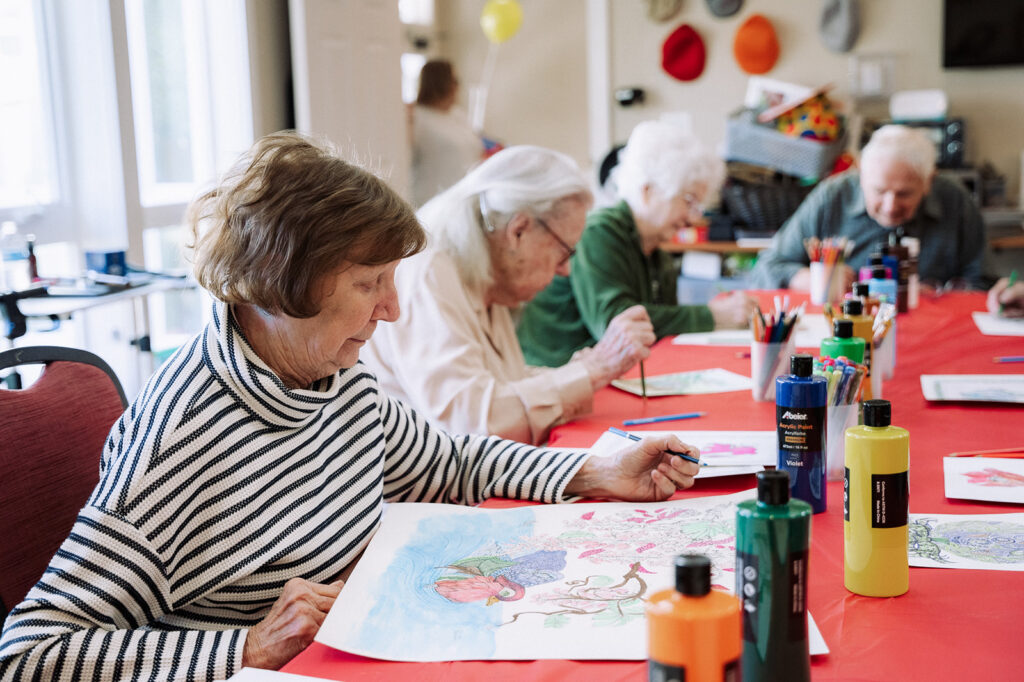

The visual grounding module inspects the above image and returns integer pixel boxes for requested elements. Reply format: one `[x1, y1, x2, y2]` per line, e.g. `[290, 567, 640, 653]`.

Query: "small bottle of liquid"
[844, 399, 910, 597]
[647, 554, 741, 682]
[26, 234, 39, 282]
[841, 298, 874, 400]
[776, 354, 828, 513]
[888, 231, 910, 313]
[858, 252, 891, 283]
[821, 318, 866, 364]
[866, 265, 897, 304]
[736, 470, 812, 682]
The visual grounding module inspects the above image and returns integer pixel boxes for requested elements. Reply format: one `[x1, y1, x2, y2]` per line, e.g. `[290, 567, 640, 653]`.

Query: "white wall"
[445, 0, 1024, 204]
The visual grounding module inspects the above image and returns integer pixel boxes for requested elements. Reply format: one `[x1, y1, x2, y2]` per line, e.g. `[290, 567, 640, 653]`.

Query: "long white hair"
[417, 145, 592, 295]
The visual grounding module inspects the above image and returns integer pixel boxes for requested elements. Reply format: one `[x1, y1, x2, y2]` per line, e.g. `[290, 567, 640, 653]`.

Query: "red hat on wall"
[661, 24, 707, 81]
[733, 14, 780, 74]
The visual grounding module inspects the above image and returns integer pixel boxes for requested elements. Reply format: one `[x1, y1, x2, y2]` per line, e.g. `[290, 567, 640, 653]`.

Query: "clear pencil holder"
[826, 403, 859, 481]
[750, 336, 797, 402]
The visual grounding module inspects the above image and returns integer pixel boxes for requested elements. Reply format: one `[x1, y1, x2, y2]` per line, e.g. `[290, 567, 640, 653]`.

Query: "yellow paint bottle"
[841, 298, 874, 400]
[844, 399, 909, 597]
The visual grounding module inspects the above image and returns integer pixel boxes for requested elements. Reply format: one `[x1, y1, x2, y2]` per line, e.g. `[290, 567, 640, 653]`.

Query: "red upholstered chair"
[0, 346, 128, 620]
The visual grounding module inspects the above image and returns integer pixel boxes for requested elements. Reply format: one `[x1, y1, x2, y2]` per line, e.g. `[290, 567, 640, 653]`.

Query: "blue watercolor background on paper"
[351, 507, 536, 659]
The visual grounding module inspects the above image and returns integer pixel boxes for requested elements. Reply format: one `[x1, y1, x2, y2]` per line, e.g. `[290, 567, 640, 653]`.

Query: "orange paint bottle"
[646, 554, 741, 682]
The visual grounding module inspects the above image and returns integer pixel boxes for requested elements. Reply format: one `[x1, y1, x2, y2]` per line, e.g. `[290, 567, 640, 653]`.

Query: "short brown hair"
[189, 131, 425, 318]
[416, 59, 457, 107]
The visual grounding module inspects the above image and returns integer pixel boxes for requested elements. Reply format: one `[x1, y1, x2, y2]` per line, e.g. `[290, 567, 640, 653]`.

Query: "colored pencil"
[622, 411, 706, 426]
[607, 427, 704, 465]
[994, 356, 1024, 363]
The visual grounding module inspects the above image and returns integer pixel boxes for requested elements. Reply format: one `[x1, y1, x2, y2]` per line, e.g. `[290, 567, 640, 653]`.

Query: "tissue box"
[85, 250, 126, 276]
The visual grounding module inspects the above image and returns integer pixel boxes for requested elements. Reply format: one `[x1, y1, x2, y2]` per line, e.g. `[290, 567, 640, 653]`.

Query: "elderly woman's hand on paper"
[564, 434, 700, 501]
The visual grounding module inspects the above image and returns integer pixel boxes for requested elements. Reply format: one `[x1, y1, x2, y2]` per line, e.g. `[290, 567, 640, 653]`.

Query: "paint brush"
[607, 427, 704, 465]
[639, 361, 648, 405]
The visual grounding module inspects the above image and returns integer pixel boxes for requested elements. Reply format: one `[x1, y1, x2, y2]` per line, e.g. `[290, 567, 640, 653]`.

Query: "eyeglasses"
[682, 192, 705, 219]
[533, 215, 576, 264]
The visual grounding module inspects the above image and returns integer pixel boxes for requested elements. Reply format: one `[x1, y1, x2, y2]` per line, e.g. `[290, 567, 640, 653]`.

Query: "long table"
[283, 291, 1022, 681]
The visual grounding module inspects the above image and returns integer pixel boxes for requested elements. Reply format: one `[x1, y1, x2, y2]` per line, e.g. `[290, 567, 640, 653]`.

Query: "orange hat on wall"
[733, 14, 779, 74]
[661, 24, 707, 81]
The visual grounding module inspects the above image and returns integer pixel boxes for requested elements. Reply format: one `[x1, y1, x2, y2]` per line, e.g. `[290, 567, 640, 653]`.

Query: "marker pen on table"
[607, 427, 703, 465]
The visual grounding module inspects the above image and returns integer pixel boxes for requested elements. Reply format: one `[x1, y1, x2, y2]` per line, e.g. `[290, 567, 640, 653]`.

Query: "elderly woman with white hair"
[362, 145, 655, 445]
[517, 120, 757, 369]
[750, 124, 987, 292]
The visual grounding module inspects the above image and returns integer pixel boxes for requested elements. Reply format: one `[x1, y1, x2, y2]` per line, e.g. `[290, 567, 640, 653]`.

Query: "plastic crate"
[724, 109, 846, 180]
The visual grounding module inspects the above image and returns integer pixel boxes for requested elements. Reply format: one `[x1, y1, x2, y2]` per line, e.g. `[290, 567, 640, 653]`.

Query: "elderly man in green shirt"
[517, 121, 756, 368]
[749, 124, 987, 293]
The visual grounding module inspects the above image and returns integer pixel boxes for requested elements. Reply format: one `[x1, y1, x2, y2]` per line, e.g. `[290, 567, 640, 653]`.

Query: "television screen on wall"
[943, 0, 1024, 68]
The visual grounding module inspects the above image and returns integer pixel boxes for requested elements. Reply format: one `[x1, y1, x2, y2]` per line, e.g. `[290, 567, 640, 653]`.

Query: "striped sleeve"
[378, 391, 589, 506]
[0, 506, 245, 682]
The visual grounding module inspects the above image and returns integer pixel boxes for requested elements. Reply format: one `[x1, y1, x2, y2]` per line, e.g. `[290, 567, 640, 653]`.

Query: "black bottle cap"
[843, 298, 863, 315]
[757, 470, 790, 506]
[869, 253, 883, 266]
[833, 318, 853, 338]
[790, 353, 813, 377]
[872, 265, 888, 279]
[674, 554, 711, 596]
[863, 399, 892, 427]
[852, 282, 870, 298]
[878, 242, 890, 255]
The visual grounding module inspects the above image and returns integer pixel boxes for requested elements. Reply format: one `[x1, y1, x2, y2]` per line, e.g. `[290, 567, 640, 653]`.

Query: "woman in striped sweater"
[0, 132, 701, 681]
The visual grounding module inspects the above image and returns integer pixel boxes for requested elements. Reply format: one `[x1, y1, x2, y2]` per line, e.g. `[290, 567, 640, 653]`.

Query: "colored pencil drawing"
[942, 456, 1024, 504]
[589, 430, 777, 469]
[316, 492, 755, 661]
[963, 468, 1024, 487]
[612, 368, 752, 396]
[909, 514, 1024, 571]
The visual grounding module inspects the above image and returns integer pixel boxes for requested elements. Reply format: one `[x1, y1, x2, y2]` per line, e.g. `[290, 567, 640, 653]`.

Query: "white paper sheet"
[671, 313, 830, 349]
[908, 512, 1024, 571]
[972, 311, 1024, 336]
[920, 374, 1024, 403]
[589, 430, 776, 472]
[943, 457, 1024, 504]
[316, 492, 827, 661]
[612, 368, 752, 396]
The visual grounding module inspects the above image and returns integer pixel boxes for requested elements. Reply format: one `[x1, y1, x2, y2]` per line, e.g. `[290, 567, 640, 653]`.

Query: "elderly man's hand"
[580, 305, 655, 389]
[565, 434, 700, 501]
[709, 290, 758, 329]
[987, 276, 1024, 318]
[242, 577, 343, 670]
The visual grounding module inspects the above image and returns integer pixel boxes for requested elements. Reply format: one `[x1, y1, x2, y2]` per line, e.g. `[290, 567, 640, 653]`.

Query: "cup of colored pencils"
[750, 297, 803, 401]
[806, 236, 852, 306]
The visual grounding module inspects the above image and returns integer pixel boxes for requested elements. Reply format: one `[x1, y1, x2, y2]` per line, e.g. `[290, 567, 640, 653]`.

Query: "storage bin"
[724, 108, 846, 180]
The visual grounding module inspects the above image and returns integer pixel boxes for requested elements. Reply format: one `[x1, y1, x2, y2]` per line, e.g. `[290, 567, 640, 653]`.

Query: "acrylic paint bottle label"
[871, 472, 909, 528]
[776, 402, 827, 513]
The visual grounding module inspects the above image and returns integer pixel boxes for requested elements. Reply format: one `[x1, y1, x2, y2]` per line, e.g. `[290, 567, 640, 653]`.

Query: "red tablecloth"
[284, 291, 1023, 681]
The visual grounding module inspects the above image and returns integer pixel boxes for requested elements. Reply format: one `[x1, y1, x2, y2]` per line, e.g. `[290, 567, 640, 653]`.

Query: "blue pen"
[622, 411, 706, 426]
[994, 356, 1024, 363]
[607, 427, 703, 465]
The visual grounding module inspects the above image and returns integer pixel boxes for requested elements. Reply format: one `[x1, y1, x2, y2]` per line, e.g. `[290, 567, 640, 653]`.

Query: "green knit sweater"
[517, 201, 714, 367]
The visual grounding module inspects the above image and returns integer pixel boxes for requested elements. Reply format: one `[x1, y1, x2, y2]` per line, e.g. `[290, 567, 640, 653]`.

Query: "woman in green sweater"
[518, 120, 757, 367]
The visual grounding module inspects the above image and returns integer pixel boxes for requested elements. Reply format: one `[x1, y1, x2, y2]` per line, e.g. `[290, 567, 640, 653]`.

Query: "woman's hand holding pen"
[565, 434, 700, 501]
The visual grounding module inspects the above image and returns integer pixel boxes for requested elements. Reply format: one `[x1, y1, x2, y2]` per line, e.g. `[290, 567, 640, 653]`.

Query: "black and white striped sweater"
[0, 301, 588, 681]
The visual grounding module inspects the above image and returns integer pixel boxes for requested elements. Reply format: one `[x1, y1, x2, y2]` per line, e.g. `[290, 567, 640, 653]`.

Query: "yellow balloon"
[480, 0, 523, 44]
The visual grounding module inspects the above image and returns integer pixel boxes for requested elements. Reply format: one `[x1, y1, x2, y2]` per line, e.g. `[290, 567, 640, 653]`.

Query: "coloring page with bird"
[316, 490, 756, 661]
